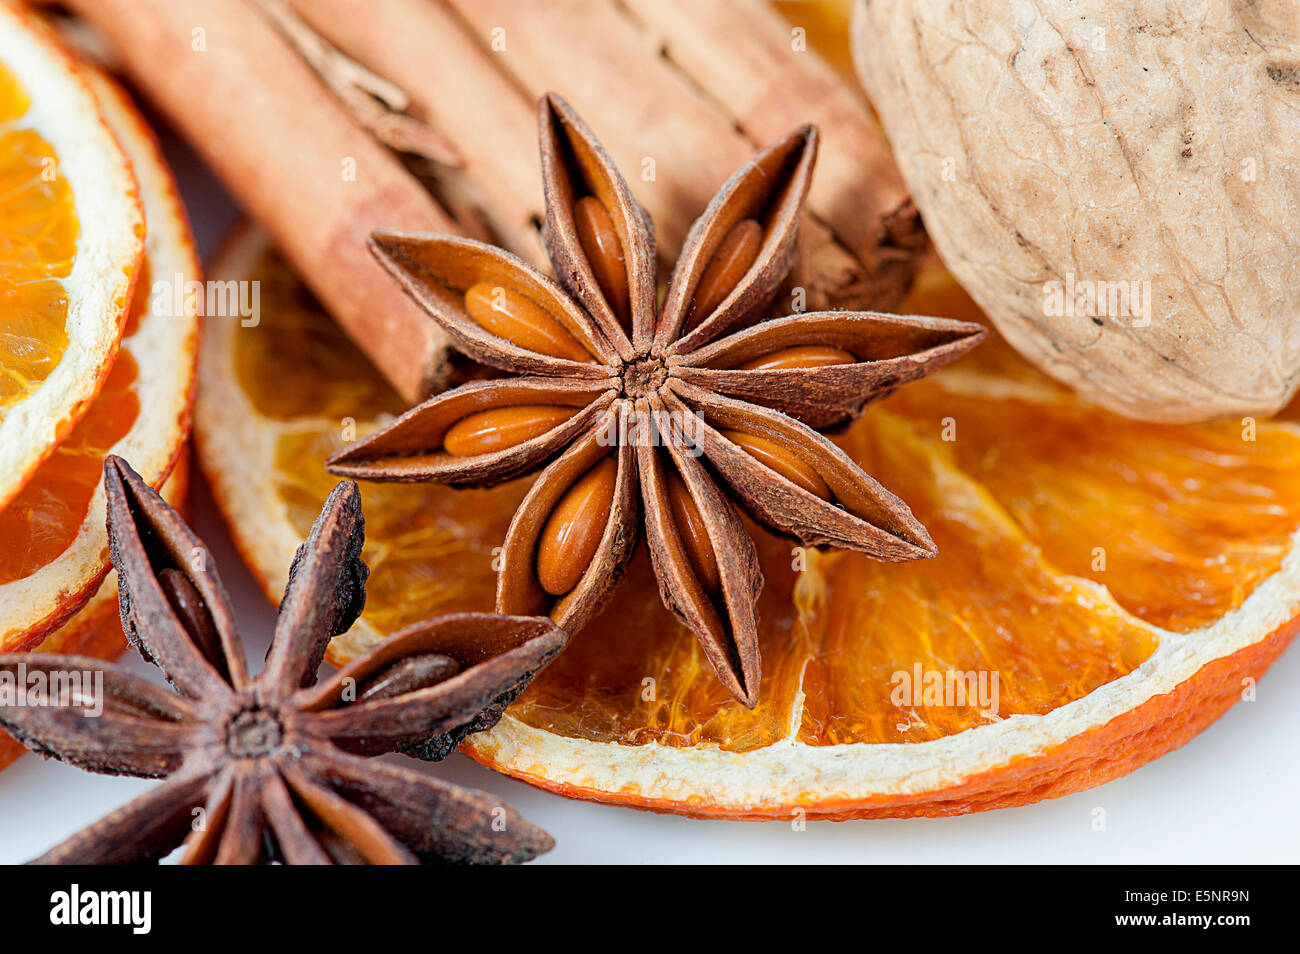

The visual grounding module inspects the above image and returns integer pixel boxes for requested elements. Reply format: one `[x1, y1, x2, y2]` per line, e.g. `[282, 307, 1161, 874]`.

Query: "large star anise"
[0, 457, 563, 864]
[328, 94, 984, 707]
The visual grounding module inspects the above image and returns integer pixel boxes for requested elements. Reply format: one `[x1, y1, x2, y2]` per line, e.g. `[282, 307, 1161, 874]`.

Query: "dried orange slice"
[197, 228, 1300, 818]
[0, 66, 198, 650]
[0, 1, 144, 510]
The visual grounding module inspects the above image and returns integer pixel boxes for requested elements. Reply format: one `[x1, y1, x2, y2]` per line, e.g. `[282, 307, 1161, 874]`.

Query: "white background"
[1, 118, 1297, 866]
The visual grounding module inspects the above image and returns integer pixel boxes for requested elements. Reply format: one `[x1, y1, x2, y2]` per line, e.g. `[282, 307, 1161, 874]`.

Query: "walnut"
[852, 0, 1300, 422]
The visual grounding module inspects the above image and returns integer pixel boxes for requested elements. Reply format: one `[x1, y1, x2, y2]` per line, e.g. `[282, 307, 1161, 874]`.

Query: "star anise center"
[620, 353, 668, 399]
[226, 707, 284, 758]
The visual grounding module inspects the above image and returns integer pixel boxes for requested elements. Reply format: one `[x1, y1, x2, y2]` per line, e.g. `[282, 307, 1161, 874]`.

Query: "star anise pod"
[0, 456, 563, 864]
[328, 93, 984, 707]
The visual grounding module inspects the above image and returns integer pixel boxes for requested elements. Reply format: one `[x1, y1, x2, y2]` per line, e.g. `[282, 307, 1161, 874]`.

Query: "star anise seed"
[327, 93, 985, 708]
[0, 456, 564, 865]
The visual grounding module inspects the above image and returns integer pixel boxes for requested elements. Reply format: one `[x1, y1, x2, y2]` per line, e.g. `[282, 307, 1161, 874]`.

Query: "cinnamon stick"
[435, 0, 910, 309]
[254, 0, 461, 167]
[445, 0, 755, 255]
[62, 0, 461, 403]
[620, 0, 924, 302]
[288, 0, 889, 312]
[283, 0, 547, 269]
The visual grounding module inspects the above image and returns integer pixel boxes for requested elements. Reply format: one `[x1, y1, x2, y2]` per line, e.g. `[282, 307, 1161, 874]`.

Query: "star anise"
[0, 456, 563, 864]
[328, 93, 984, 707]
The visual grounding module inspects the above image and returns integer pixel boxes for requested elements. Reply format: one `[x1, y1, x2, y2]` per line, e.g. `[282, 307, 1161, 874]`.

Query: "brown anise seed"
[464, 282, 592, 362]
[157, 567, 227, 677]
[685, 218, 762, 330]
[537, 456, 617, 596]
[357, 653, 462, 702]
[720, 429, 831, 499]
[738, 345, 856, 371]
[666, 471, 720, 592]
[443, 405, 579, 457]
[573, 196, 630, 327]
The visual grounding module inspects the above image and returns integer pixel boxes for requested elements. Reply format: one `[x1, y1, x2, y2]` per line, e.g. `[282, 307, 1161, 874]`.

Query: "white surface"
[1, 116, 1297, 866]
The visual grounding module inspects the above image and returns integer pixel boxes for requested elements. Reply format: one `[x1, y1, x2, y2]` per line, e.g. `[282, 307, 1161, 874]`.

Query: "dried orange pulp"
[0, 62, 198, 660]
[0, 60, 75, 417]
[198, 228, 1300, 816]
[0, 267, 143, 584]
[0, 0, 143, 512]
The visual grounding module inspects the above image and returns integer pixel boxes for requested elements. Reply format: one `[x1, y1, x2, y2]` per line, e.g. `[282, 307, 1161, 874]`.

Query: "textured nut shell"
[852, 0, 1300, 422]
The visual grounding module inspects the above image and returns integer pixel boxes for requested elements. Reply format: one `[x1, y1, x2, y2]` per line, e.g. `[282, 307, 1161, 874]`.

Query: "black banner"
[0, 865, 1280, 941]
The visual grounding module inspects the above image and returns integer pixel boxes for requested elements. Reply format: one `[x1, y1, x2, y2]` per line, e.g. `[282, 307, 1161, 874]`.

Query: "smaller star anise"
[328, 93, 984, 707]
[0, 456, 563, 865]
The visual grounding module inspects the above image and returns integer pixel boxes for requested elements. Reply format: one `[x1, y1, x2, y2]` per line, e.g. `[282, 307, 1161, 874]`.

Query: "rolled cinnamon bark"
[289, 0, 899, 312]
[620, 0, 924, 302]
[63, 0, 459, 402]
[438, 0, 911, 309]
[284, 0, 547, 269]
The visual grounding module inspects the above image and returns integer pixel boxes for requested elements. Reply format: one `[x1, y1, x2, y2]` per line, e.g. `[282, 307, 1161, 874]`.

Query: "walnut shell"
[852, 0, 1300, 422]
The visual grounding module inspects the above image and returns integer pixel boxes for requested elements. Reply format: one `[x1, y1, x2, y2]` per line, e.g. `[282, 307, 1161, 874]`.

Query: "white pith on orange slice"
[197, 226, 1300, 819]
[0, 0, 144, 510]
[0, 64, 198, 651]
